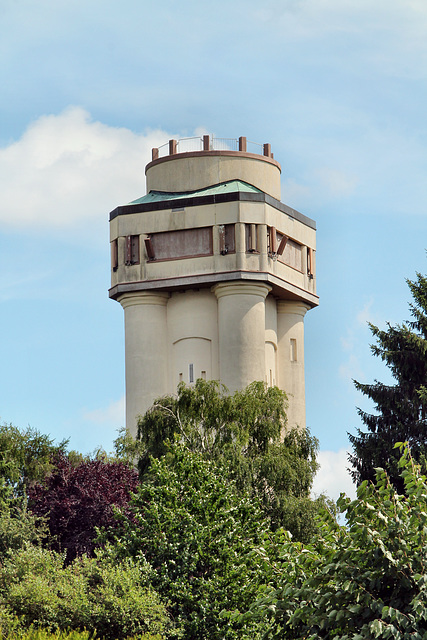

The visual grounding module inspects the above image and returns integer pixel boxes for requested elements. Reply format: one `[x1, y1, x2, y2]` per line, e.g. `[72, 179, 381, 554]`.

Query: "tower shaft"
[109, 136, 318, 435]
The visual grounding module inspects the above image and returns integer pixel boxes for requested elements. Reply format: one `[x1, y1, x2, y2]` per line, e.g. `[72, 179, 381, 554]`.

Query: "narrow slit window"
[189, 364, 194, 383]
[290, 338, 297, 362]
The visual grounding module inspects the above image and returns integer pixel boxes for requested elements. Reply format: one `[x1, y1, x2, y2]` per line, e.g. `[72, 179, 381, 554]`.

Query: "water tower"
[109, 135, 318, 436]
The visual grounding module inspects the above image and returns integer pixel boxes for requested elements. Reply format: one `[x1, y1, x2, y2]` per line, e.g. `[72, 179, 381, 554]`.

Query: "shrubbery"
[0, 544, 170, 640]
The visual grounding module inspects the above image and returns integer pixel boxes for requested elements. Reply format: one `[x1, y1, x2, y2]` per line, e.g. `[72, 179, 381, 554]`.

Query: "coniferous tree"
[349, 272, 427, 491]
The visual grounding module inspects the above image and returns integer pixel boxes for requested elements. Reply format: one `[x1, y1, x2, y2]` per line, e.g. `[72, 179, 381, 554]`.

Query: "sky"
[1, 0, 427, 501]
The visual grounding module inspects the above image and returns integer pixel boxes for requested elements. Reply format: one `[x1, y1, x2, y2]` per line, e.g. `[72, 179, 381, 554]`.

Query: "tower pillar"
[277, 301, 310, 430]
[118, 292, 169, 436]
[213, 282, 271, 393]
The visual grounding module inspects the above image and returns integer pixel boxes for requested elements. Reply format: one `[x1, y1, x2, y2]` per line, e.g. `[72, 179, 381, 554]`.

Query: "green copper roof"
[128, 180, 263, 205]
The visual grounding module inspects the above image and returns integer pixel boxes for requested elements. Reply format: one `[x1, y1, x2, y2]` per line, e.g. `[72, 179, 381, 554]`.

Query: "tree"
[0, 424, 68, 510]
[349, 272, 427, 491]
[28, 453, 139, 563]
[136, 380, 320, 541]
[241, 443, 427, 639]
[0, 506, 45, 560]
[109, 441, 276, 640]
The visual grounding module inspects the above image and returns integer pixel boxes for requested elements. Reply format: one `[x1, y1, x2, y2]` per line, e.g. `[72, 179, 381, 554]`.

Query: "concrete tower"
[109, 136, 318, 436]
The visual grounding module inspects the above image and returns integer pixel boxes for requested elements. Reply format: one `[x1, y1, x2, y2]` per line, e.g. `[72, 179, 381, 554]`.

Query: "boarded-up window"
[219, 224, 235, 254]
[125, 235, 140, 265]
[150, 227, 213, 261]
[268, 227, 277, 254]
[111, 239, 118, 271]
[277, 234, 303, 271]
[225, 225, 235, 253]
[307, 247, 314, 276]
[245, 224, 258, 252]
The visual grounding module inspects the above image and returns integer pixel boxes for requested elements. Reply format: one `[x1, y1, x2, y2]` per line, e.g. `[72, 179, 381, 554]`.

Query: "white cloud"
[314, 167, 359, 198]
[252, 0, 427, 85]
[356, 298, 375, 326]
[0, 107, 173, 230]
[338, 298, 380, 384]
[312, 448, 356, 502]
[281, 177, 312, 207]
[339, 354, 365, 385]
[83, 395, 125, 427]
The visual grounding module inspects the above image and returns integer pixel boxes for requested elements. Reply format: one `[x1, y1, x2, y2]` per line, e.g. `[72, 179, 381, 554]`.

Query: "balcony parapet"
[151, 135, 274, 162]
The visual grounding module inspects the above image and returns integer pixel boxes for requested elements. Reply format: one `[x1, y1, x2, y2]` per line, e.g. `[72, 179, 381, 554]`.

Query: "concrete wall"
[110, 144, 317, 438]
[110, 199, 317, 304]
[120, 288, 308, 437]
[146, 151, 282, 200]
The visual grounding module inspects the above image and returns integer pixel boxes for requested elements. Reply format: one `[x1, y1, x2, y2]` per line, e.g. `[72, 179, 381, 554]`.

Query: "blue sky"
[1, 0, 426, 500]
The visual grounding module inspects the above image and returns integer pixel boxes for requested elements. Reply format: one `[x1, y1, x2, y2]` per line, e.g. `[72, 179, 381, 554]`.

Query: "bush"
[0, 545, 170, 640]
[0, 621, 164, 640]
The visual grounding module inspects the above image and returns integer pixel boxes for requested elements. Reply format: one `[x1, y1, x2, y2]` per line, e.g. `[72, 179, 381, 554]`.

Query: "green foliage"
[137, 380, 319, 540]
[110, 442, 278, 640]
[0, 620, 95, 639]
[0, 545, 170, 640]
[138, 380, 287, 462]
[113, 427, 146, 467]
[349, 272, 427, 491]
[0, 424, 68, 509]
[243, 443, 427, 639]
[0, 621, 163, 640]
[0, 506, 46, 559]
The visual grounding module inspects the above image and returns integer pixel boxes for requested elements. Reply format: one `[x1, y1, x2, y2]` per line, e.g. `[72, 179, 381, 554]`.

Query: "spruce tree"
[348, 272, 427, 492]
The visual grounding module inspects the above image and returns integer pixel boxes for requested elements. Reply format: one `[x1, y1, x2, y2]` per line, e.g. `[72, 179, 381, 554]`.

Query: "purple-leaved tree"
[29, 453, 139, 562]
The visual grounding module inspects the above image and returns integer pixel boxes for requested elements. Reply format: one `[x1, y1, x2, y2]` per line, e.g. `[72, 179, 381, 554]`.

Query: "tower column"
[213, 282, 271, 393]
[277, 301, 310, 430]
[118, 292, 169, 436]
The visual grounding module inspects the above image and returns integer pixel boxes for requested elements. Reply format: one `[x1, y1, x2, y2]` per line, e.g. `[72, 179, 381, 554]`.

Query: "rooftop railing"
[152, 135, 272, 161]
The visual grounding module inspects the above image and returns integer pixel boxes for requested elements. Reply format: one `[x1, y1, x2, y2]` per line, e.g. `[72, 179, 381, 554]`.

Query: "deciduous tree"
[0, 424, 67, 509]
[110, 442, 276, 640]
[28, 453, 139, 562]
[242, 443, 427, 639]
[137, 380, 320, 540]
